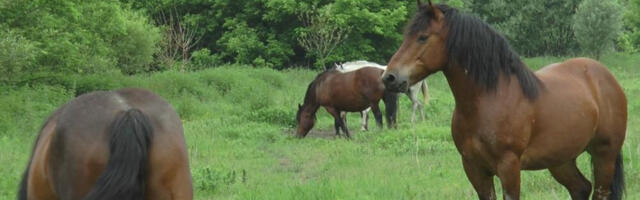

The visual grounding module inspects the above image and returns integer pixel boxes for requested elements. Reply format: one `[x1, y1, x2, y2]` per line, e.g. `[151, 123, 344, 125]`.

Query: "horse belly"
[520, 91, 598, 170]
[330, 92, 371, 112]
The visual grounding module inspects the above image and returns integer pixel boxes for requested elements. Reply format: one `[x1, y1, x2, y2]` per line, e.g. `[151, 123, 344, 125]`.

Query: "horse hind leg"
[339, 111, 351, 137]
[369, 102, 383, 129]
[146, 133, 193, 200]
[407, 90, 424, 123]
[361, 108, 370, 131]
[340, 111, 347, 126]
[548, 159, 591, 199]
[588, 147, 624, 200]
[326, 107, 349, 138]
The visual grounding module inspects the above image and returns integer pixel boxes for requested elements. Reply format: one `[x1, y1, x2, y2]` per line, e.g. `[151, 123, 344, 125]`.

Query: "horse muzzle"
[381, 72, 409, 93]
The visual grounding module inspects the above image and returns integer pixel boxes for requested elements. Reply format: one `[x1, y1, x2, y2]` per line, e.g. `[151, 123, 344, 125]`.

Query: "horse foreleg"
[326, 107, 348, 138]
[496, 153, 521, 200]
[462, 160, 496, 200]
[370, 103, 383, 129]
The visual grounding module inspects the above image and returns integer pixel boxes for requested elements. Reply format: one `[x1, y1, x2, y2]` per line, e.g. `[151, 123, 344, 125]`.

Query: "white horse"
[335, 60, 429, 131]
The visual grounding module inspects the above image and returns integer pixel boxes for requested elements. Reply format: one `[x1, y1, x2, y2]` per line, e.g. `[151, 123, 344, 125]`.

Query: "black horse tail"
[382, 90, 399, 128]
[610, 153, 625, 200]
[84, 108, 153, 200]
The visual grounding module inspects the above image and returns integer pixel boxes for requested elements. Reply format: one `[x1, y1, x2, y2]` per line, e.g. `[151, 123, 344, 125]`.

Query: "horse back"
[315, 68, 385, 111]
[522, 58, 627, 168]
[536, 58, 627, 123]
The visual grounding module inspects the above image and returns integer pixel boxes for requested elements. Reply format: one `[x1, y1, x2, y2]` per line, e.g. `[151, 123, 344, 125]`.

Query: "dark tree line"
[0, 0, 637, 85]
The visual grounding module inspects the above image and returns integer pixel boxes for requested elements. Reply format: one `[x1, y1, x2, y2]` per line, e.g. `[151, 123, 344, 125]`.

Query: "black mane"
[409, 4, 541, 99]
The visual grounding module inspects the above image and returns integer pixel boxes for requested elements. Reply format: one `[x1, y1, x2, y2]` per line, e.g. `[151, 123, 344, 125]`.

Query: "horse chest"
[452, 111, 532, 167]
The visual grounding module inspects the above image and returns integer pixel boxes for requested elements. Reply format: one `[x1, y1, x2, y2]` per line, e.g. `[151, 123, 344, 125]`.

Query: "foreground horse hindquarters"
[296, 67, 398, 138]
[382, 1, 627, 200]
[18, 88, 193, 200]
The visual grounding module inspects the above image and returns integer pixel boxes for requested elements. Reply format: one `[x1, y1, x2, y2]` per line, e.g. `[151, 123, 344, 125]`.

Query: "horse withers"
[18, 88, 193, 200]
[296, 67, 398, 138]
[382, 1, 627, 199]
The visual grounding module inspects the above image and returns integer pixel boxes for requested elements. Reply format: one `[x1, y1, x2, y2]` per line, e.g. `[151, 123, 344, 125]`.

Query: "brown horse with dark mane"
[18, 88, 193, 200]
[382, 1, 627, 200]
[297, 67, 398, 138]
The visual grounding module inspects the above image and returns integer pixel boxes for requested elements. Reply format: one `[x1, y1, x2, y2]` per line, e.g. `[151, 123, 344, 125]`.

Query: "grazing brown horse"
[18, 88, 193, 200]
[297, 67, 398, 138]
[382, 1, 627, 200]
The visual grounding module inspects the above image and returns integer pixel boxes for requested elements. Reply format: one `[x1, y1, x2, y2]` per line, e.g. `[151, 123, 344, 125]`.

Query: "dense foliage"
[0, 0, 639, 85]
[0, 0, 161, 84]
[121, 0, 412, 69]
[574, 0, 623, 59]
[620, 0, 640, 53]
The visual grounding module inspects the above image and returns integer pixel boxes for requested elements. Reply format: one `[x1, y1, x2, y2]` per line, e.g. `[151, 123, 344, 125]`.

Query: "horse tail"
[382, 90, 399, 128]
[610, 152, 625, 200]
[84, 108, 153, 200]
[421, 80, 429, 105]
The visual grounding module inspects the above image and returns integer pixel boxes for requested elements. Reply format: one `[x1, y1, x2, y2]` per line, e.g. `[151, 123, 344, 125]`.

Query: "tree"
[0, 31, 37, 84]
[124, 0, 409, 69]
[619, 0, 640, 52]
[573, 0, 623, 59]
[156, 9, 203, 72]
[469, 0, 582, 56]
[297, 5, 350, 69]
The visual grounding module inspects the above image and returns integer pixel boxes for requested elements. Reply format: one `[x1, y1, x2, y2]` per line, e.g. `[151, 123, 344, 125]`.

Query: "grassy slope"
[0, 54, 638, 199]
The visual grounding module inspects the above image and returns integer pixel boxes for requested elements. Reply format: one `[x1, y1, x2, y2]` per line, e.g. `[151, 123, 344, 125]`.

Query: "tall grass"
[0, 53, 639, 199]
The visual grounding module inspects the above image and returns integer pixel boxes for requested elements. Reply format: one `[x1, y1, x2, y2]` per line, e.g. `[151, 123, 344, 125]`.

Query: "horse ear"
[426, 1, 443, 21]
[298, 104, 302, 109]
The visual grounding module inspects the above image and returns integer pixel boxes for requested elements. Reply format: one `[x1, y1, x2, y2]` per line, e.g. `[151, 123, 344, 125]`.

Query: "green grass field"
[1, 54, 639, 199]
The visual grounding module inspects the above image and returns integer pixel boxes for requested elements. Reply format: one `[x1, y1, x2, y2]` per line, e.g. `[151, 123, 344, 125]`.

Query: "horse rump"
[84, 108, 153, 200]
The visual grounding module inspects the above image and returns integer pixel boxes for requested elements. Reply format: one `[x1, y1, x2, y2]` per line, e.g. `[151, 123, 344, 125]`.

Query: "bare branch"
[154, 8, 204, 72]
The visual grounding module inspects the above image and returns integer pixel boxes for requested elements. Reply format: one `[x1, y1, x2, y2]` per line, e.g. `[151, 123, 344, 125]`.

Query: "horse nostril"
[383, 74, 396, 83]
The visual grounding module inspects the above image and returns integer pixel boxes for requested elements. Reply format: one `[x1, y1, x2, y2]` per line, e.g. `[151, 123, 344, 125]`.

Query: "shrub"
[0, 0, 162, 85]
[0, 31, 37, 84]
[573, 0, 623, 59]
[190, 48, 221, 70]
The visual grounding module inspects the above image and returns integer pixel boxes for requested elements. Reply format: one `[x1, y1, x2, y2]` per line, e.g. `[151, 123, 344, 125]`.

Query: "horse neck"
[302, 102, 320, 114]
[442, 65, 485, 114]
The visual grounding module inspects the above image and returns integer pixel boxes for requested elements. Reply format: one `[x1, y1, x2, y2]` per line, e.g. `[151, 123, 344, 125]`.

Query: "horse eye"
[418, 35, 429, 43]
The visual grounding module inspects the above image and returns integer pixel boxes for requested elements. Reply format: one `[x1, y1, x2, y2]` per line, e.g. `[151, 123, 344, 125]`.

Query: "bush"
[190, 48, 222, 70]
[573, 0, 623, 59]
[0, 31, 37, 84]
[0, 0, 162, 84]
[621, 0, 640, 53]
